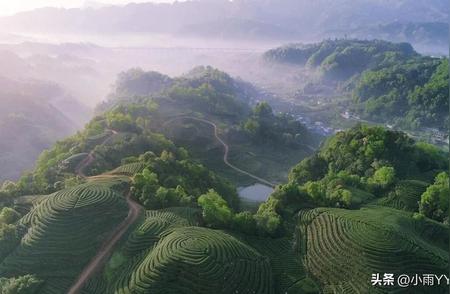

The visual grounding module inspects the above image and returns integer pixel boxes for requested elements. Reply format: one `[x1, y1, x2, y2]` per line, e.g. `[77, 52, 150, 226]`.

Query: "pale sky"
[0, 0, 178, 16]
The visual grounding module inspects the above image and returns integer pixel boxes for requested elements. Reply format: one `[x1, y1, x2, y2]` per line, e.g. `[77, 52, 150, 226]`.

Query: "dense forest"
[264, 39, 418, 80]
[265, 124, 447, 221]
[353, 58, 448, 130]
[264, 39, 449, 132]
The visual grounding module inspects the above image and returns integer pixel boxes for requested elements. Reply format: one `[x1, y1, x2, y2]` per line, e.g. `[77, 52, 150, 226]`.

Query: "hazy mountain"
[0, 49, 102, 108]
[326, 21, 449, 55]
[0, 77, 80, 182]
[0, 0, 447, 47]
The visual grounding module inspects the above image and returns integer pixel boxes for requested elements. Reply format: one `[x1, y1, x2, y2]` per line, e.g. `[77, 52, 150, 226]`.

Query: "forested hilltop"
[327, 21, 449, 53]
[264, 39, 449, 133]
[0, 66, 448, 293]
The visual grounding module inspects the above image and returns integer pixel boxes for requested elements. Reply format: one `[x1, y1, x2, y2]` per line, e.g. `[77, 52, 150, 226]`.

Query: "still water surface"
[238, 184, 274, 202]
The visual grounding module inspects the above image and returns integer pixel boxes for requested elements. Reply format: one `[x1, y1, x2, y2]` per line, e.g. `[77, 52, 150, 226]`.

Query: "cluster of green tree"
[166, 66, 251, 118]
[419, 172, 449, 223]
[131, 150, 239, 209]
[131, 151, 284, 236]
[100, 66, 253, 120]
[114, 68, 173, 97]
[97, 68, 173, 112]
[242, 102, 308, 147]
[197, 189, 280, 236]
[0, 207, 21, 262]
[353, 58, 449, 130]
[264, 39, 417, 80]
[0, 275, 42, 294]
[254, 125, 448, 233]
[181, 66, 261, 103]
[127, 147, 283, 235]
[128, 141, 283, 236]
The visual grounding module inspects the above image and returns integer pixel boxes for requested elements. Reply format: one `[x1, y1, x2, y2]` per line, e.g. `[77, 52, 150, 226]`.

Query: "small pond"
[238, 183, 274, 202]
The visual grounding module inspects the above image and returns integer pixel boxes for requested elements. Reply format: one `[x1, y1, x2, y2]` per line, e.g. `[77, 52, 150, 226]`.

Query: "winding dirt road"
[74, 129, 118, 177]
[67, 191, 141, 294]
[68, 130, 142, 294]
[164, 116, 276, 188]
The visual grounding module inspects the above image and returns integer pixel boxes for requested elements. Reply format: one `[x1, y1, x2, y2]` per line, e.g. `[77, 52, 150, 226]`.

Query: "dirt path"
[67, 191, 141, 294]
[68, 129, 142, 294]
[74, 129, 118, 177]
[164, 116, 276, 188]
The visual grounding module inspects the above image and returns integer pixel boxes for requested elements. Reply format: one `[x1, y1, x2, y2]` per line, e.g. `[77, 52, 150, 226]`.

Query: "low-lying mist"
[0, 32, 320, 109]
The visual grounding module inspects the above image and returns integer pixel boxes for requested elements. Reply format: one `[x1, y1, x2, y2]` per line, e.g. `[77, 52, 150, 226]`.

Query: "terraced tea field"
[296, 206, 448, 293]
[109, 162, 146, 177]
[232, 234, 318, 294]
[90, 207, 274, 294]
[131, 226, 273, 293]
[0, 179, 129, 293]
[377, 180, 429, 211]
[122, 207, 201, 256]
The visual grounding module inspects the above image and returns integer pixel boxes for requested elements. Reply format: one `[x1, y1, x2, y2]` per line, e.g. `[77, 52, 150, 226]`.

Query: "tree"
[419, 172, 449, 222]
[197, 189, 232, 228]
[243, 102, 308, 147]
[353, 57, 448, 130]
[0, 181, 19, 205]
[290, 155, 328, 185]
[305, 181, 325, 203]
[255, 198, 282, 236]
[0, 208, 20, 225]
[132, 168, 160, 208]
[0, 223, 19, 260]
[368, 166, 396, 189]
[232, 211, 257, 234]
[0, 275, 43, 294]
[154, 186, 193, 208]
[105, 111, 138, 133]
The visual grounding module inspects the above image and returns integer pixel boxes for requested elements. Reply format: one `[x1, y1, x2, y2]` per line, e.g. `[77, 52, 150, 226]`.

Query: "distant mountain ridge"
[0, 0, 447, 48]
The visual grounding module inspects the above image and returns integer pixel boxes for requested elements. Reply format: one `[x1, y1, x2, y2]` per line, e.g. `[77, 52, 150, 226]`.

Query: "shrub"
[255, 198, 282, 236]
[368, 166, 396, 189]
[0, 275, 43, 294]
[232, 211, 257, 234]
[419, 172, 449, 222]
[197, 189, 233, 228]
[0, 207, 20, 224]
